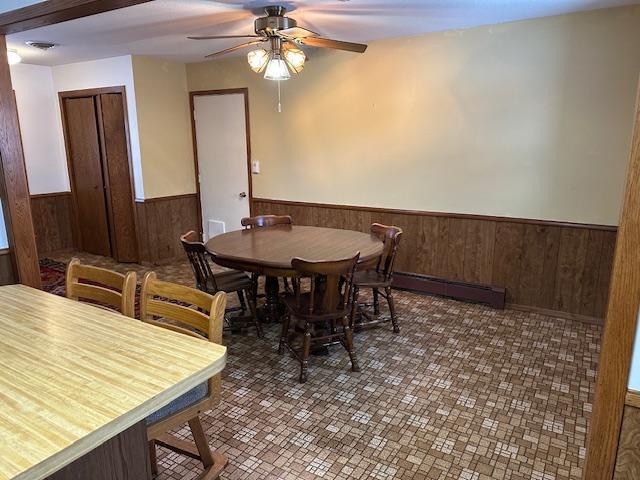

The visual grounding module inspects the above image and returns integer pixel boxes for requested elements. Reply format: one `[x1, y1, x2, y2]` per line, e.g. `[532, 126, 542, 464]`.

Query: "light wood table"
[0, 285, 227, 480]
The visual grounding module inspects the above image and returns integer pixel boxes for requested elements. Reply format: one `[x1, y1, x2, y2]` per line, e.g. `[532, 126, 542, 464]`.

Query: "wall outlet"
[251, 160, 260, 174]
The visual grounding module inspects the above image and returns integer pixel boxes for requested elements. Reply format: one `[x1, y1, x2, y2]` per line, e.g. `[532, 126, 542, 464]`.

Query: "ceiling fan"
[188, 5, 368, 81]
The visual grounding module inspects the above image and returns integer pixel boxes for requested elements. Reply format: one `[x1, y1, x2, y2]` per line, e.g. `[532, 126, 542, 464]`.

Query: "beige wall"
[187, 6, 640, 225]
[132, 56, 195, 199]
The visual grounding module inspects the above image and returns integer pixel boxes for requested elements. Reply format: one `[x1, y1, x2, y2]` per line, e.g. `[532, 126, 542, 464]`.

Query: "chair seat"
[283, 293, 351, 321]
[146, 382, 208, 425]
[353, 270, 390, 288]
[206, 270, 252, 293]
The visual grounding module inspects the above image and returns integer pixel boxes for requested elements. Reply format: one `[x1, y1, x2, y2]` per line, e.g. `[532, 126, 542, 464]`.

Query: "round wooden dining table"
[205, 225, 384, 322]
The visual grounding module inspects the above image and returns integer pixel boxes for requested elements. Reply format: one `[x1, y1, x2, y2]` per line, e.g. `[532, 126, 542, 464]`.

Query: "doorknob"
[239, 192, 247, 198]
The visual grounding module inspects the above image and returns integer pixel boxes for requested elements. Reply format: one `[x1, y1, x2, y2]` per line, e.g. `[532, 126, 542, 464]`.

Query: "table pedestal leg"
[263, 276, 281, 324]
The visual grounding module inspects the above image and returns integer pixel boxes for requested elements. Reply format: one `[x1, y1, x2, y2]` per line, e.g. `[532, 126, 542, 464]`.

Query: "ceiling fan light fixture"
[247, 48, 269, 72]
[283, 47, 305, 73]
[7, 49, 21, 65]
[264, 53, 290, 81]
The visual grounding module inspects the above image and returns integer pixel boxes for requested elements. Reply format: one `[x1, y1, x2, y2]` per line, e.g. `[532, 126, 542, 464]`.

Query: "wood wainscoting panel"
[252, 198, 617, 319]
[30, 193, 74, 255]
[0, 248, 15, 285]
[614, 403, 640, 479]
[136, 194, 199, 265]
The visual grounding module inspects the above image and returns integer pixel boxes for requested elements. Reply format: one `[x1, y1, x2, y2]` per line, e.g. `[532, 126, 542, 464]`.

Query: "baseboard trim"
[392, 271, 506, 309]
[507, 303, 603, 325]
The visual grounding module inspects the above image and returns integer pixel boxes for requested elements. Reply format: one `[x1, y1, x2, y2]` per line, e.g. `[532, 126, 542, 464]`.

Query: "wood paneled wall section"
[614, 401, 640, 479]
[136, 194, 199, 265]
[30, 193, 74, 255]
[0, 249, 15, 285]
[253, 198, 617, 319]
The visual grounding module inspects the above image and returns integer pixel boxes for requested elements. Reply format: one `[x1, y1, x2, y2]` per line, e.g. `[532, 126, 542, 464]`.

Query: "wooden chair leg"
[279, 312, 291, 354]
[350, 285, 359, 329]
[188, 417, 214, 468]
[236, 290, 247, 312]
[250, 273, 260, 301]
[386, 286, 399, 333]
[342, 316, 360, 372]
[282, 277, 293, 294]
[148, 440, 159, 475]
[372, 288, 380, 315]
[245, 287, 263, 338]
[300, 323, 311, 383]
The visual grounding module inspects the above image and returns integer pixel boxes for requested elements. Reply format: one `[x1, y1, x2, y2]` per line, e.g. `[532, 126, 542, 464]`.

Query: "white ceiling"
[6, 0, 640, 66]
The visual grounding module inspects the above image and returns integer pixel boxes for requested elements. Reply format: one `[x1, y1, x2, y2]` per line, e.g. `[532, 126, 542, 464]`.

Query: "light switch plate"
[251, 160, 260, 174]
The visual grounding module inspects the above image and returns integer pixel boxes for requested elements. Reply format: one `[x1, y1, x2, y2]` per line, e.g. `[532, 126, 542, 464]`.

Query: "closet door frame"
[59, 86, 139, 262]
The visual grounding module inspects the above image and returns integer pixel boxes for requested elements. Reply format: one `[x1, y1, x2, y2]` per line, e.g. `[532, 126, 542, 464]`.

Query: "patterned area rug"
[39, 258, 67, 296]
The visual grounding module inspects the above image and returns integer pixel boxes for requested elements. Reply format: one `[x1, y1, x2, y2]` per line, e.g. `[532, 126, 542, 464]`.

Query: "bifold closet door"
[64, 96, 112, 257]
[98, 93, 138, 262]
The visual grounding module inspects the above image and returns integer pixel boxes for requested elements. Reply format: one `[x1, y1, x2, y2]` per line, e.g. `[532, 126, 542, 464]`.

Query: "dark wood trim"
[58, 86, 127, 98]
[30, 191, 72, 199]
[392, 271, 506, 309]
[0, 35, 40, 288]
[507, 303, 603, 326]
[0, 0, 153, 35]
[137, 193, 198, 204]
[59, 86, 139, 262]
[583, 81, 640, 480]
[626, 390, 640, 409]
[252, 197, 618, 232]
[189, 88, 254, 235]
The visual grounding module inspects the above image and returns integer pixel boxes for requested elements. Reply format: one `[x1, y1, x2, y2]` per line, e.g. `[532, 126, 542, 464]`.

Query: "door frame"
[58, 85, 140, 261]
[189, 88, 254, 236]
[582, 80, 640, 479]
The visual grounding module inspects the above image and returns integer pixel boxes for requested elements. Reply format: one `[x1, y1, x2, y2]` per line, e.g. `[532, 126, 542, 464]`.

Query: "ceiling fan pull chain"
[277, 80, 283, 113]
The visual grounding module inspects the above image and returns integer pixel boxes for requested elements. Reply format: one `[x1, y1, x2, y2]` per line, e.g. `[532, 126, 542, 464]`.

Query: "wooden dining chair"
[240, 214, 293, 229]
[65, 258, 136, 317]
[141, 272, 228, 480]
[241, 214, 294, 294]
[180, 231, 262, 337]
[352, 224, 403, 333]
[279, 253, 360, 383]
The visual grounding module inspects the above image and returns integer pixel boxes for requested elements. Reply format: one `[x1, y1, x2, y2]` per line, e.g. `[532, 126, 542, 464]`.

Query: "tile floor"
[47, 252, 601, 480]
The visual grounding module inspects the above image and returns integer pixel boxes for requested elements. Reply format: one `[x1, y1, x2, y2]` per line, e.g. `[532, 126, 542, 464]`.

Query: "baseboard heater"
[391, 272, 506, 309]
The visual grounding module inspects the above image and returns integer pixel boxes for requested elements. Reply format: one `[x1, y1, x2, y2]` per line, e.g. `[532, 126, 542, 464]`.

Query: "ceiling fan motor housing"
[255, 6, 297, 35]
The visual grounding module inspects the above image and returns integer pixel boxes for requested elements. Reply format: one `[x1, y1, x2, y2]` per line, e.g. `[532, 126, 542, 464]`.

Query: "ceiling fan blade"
[189, 34, 262, 40]
[279, 26, 318, 38]
[205, 40, 266, 58]
[298, 36, 367, 53]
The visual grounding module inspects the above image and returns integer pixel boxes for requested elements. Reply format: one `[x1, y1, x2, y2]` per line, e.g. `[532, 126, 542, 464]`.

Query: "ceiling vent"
[25, 41, 56, 50]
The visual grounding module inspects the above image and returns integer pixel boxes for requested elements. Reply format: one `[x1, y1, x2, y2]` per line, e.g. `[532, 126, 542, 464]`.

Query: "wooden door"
[98, 93, 138, 262]
[192, 91, 251, 239]
[64, 96, 111, 256]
